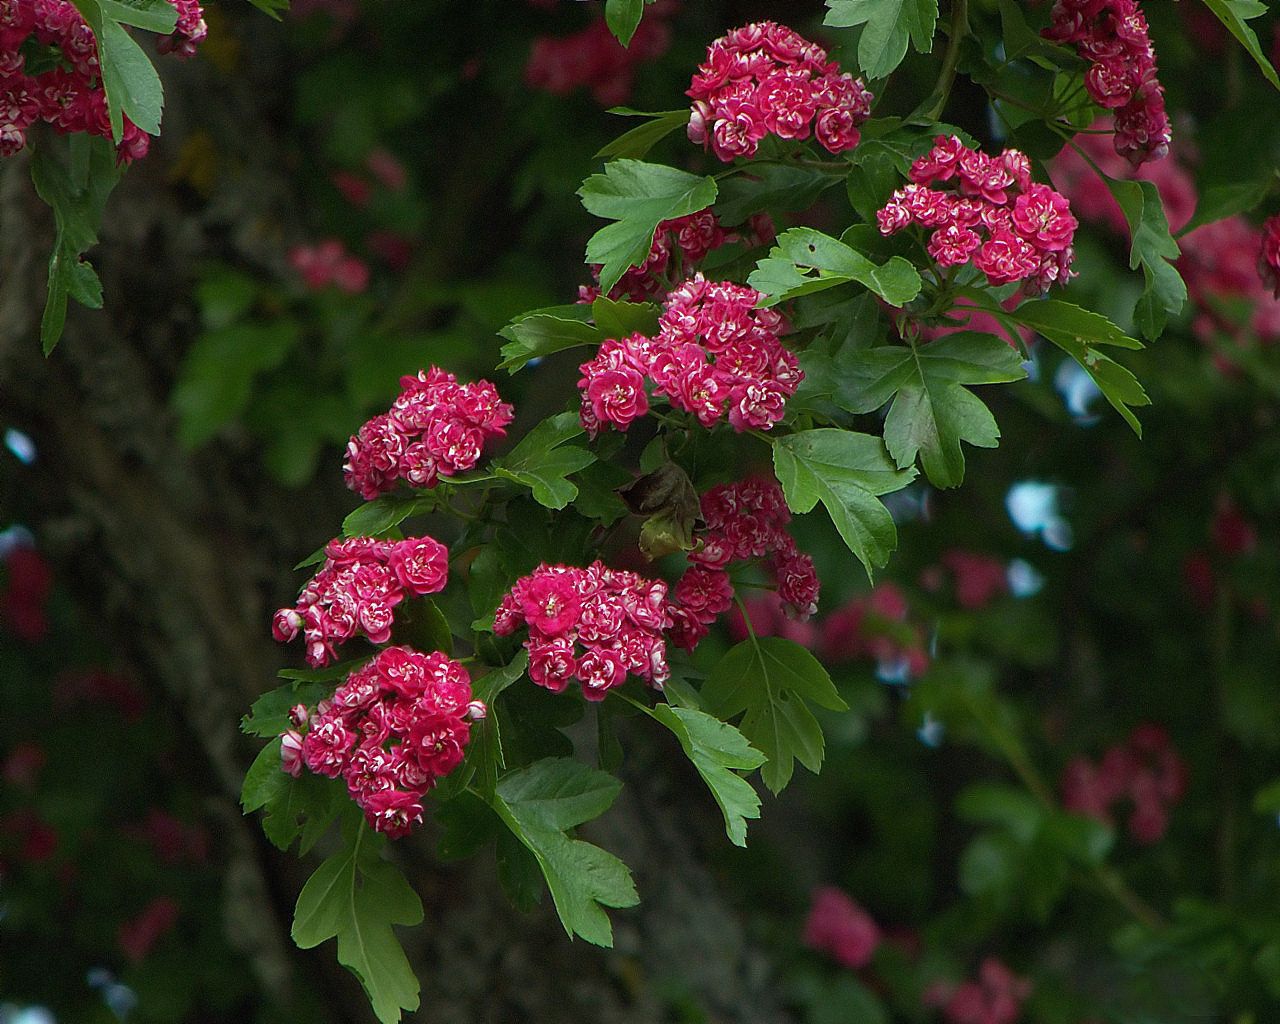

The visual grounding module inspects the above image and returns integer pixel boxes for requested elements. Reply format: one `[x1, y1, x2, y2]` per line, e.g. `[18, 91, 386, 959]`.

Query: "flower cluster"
[272, 535, 450, 667]
[925, 958, 1032, 1024]
[525, 3, 674, 106]
[494, 561, 673, 700]
[284, 646, 482, 838]
[1260, 214, 1280, 300]
[803, 886, 882, 970]
[670, 477, 818, 650]
[1043, 0, 1171, 165]
[289, 239, 371, 294]
[878, 136, 1078, 294]
[1061, 723, 1187, 843]
[343, 366, 514, 500]
[923, 550, 1008, 611]
[0, 0, 205, 160]
[578, 211, 729, 304]
[577, 274, 800, 437]
[687, 21, 873, 161]
[821, 582, 930, 681]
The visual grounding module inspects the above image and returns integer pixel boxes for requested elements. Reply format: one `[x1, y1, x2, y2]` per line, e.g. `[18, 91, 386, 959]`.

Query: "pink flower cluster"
[343, 366, 514, 500]
[1260, 214, 1280, 300]
[1050, 130, 1280, 347]
[925, 958, 1032, 1024]
[921, 550, 1008, 611]
[525, 3, 674, 106]
[687, 21, 873, 161]
[803, 887, 882, 970]
[494, 561, 673, 700]
[878, 136, 1077, 294]
[1043, 0, 1171, 165]
[578, 211, 729, 304]
[577, 274, 800, 438]
[670, 477, 817, 650]
[0, 0, 205, 160]
[289, 239, 371, 294]
[1061, 723, 1187, 844]
[284, 646, 482, 838]
[272, 535, 450, 667]
[822, 582, 930, 679]
[0, 546, 52, 643]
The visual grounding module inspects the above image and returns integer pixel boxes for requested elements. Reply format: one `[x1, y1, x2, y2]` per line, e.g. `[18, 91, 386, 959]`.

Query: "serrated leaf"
[341, 493, 440, 537]
[242, 739, 341, 854]
[702, 636, 846, 794]
[292, 826, 424, 1024]
[490, 758, 638, 946]
[241, 680, 329, 737]
[98, 0, 177, 31]
[715, 164, 846, 226]
[579, 160, 718, 294]
[1201, 0, 1280, 91]
[771, 429, 916, 578]
[493, 411, 596, 509]
[1106, 176, 1187, 340]
[30, 137, 122, 354]
[1180, 177, 1275, 237]
[1004, 299, 1143, 350]
[824, 0, 939, 79]
[97, 17, 165, 137]
[833, 333, 1026, 488]
[591, 295, 660, 339]
[498, 307, 601, 373]
[596, 108, 692, 161]
[748, 228, 921, 308]
[651, 705, 766, 846]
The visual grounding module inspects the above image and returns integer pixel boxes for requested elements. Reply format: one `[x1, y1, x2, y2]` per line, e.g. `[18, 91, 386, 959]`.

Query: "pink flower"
[281, 730, 304, 777]
[519, 573, 582, 636]
[576, 645, 627, 700]
[803, 886, 882, 969]
[386, 537, 449, 595]
[361, 788, 425, 840]
[1260, 214, 1280, 299]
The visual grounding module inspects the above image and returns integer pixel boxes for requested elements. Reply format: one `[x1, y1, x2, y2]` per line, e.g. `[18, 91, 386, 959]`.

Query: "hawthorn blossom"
[878, 136, 1077, 295]
[291, 646, 483, 838]
[687, 21, 873, 161]
[0, 0, 205, 161]
[803, 887, 882, 969]
[1260, 214, 1280, 300]
[272, 534, 450, 667]
[343, 366, 514, 500]
[577, 275, 800, 437]
[1061, 723, 1187, 843]
[495, 561, 672, 700]
[1043, 0, 1171, 165]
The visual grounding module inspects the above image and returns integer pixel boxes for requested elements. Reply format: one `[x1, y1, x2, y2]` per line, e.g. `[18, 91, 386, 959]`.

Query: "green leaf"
[96, 16, 165, 138]
[1253, 779, 1280, 815]
[604, 0, 644, 47]
[824, 0, 939, 79]
[579, 160, 718, 294]
[498, 307, 601, 373]
[98, 0, 177, 31]
[30, 137, 123, 354]
[171, 323, 300, 446]
[493, 411, 597, 510]
[1106, 176, 1187, 339]
[490, 758, 638, 946]
[591, 295, 660, 339]
[771, 429, 917, 578]
[702, 636, 847, 794]
[596, 108, 692, 161]
[1201, 0, 1280, 91]
[241, 680, 329, 737]
[715, 164, 846, 226]
[833, 333, 1026, 488]
[341, 493, 440, 537]
[999, 299, 1150, 434]
[292, 826, 424, 1024]
[241, 739, 341, 854]
[1003, 299, 1143, 350]
[1179, 177, 1275, 237]
[748, 228, 922, 308]
[651, 705, 766, 846]
[245, 0, 289, 17]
